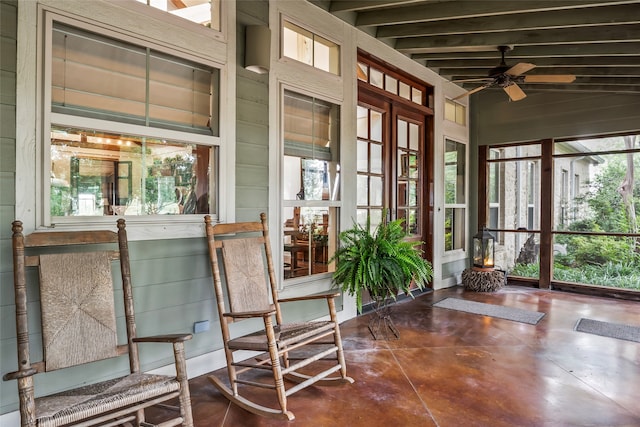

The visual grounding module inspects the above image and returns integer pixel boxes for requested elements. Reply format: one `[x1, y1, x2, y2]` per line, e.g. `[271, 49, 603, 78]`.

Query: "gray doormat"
[575, 318, 640, 343]
[433, 297, 545, 325]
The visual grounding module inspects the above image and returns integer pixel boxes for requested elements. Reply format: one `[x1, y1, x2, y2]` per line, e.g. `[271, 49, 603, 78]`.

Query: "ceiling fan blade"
[506, 62, 536, 76]
[452, 84, 489, 101]
[451, 78, 493, 83]
[524, 74, 576, 83]
[504, 83, 527, 101]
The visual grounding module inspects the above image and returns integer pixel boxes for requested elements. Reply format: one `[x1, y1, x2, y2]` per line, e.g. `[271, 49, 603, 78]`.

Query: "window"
[444, 99, 466, 125]
[444, 139, 466, 251]
[46, 22, 219, 223]
[282, 20, 339, 75]
[283, 90, 340, 279]
[357, 61, 425, 107]
[135, 0, 220, 31]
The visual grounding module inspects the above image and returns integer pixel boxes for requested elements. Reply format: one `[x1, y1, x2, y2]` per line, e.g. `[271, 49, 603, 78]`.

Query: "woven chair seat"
[228, 321, 336, 351]
[36, 372, 180, 427]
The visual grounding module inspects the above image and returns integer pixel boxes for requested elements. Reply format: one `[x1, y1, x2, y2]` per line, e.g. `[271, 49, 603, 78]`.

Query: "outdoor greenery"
[330, 214, 433, 313]
[512, 137, 640, 290]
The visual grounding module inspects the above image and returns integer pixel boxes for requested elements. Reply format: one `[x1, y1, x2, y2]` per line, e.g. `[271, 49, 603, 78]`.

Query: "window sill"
[45, 215, 213, 241]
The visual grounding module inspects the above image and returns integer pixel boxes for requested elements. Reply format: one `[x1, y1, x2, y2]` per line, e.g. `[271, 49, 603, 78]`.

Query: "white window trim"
[442, 137, 468, 257]
[278, 85, 343, 288]
[16, 1, 235, 241]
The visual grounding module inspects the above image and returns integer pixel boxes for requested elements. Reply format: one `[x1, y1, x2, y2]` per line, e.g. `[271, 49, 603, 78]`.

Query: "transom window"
[444, 99, 466, 126]
[357, 61, 426, 107]
[282, 20, 340, 75]
[135, 0, 220, 31]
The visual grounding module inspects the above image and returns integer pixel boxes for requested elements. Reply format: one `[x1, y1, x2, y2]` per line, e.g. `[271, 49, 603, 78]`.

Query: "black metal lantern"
[473, 227, 495, 270]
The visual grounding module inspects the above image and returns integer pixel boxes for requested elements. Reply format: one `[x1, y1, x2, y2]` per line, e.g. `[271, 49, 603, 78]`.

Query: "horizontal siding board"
[0, 2, 17, 39]
[236, 98, 269, 126]
[236, 142, 269, 167]
[0, 35, 16, 74]
[0, 70, 16, 105]
[236, 187, 268, 209]
[0, 137, 16, 172]
[236, 76, 270, 104]
[235, 208, 268, 223]
[0, 206, 15, 239]
[126, 237, 206, 261]
[0, 172, 15, 205]
[235, 164, 268, 186]
[0, 103, 15, 139]
[237, 120, 268, 144]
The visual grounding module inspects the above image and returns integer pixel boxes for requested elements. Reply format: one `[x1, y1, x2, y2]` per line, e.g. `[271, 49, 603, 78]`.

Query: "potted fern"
[330, 214, 433, 339]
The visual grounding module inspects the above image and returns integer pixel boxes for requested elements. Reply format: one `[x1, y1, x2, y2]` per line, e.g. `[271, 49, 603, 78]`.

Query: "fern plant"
[330, 215, 433, 313]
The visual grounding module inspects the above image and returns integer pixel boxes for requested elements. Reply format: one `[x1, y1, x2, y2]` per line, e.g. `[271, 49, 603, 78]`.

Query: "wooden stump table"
[462, 268, 506, 292]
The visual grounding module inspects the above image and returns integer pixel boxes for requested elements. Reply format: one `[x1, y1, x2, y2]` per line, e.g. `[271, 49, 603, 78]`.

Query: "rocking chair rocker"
[204, 213, 354, 421]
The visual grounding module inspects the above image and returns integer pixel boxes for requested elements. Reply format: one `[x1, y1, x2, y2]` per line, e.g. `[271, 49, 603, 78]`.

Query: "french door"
[357, 90, 433, 263]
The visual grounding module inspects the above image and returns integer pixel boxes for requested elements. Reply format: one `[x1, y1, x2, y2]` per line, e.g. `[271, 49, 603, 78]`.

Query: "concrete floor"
[149, 286, 640, 426]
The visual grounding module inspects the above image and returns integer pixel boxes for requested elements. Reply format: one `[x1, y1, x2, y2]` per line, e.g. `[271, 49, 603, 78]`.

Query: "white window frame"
[16, 2, 234, 240]
[279, 85, 342, 285]
[279, 15, 342, 76]
[443, 138, 468, 254]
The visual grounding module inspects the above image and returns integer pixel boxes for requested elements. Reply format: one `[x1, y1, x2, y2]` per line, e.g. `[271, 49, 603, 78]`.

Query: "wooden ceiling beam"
[441, 66, 640, 76]
[354, 0, 637, 27]
[412, 43, 640, 60]
[426, 56, 640, 69]
[395, 25, 640, 53]
[376, 4, 640, 38]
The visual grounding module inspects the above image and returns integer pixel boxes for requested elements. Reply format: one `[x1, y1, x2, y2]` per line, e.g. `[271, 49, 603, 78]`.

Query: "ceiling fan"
[452, 46, 576, 102]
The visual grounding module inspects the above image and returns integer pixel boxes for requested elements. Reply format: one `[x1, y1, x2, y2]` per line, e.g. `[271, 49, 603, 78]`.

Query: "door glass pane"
[409, 123, 419, 150]
[370, 176, 383, 206]
[357, 106, 368, 138]
[408, 181, 417, 206]
[397, 120, 407, 148]
[409, 154, 418, 179]
[357, 175, 369, 205]
[444, 207, 465, 251]
[408, 209, 418, 234]
[370, 110, 382, 142]
[357, 140, 368, 172]
[370, 143, 382, 174]
[398, 182, 407, 206]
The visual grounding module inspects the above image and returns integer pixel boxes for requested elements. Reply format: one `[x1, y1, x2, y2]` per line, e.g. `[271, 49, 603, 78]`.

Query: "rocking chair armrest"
[223, 306, 277, 319]
[133, 333, 193, 344]
[278, 290, 340, 304]
[3, 367, 38, 381]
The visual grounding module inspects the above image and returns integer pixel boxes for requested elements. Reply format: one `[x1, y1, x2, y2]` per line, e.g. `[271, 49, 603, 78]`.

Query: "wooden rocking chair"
[4, 219, 194, 427]
[204, 213, 354, 421]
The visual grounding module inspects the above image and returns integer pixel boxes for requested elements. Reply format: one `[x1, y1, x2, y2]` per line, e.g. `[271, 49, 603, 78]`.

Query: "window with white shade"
[46, 21, 220, 223]
[282, 90, 340, 280]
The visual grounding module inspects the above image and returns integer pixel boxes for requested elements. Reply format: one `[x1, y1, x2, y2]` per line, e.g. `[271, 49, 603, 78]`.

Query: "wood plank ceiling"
[310, 0, 640, 97]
